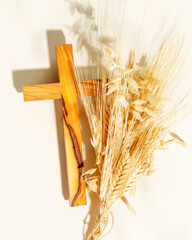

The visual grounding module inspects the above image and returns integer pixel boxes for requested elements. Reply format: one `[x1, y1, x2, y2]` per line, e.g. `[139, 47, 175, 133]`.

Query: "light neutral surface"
[1, 0, 192, 239]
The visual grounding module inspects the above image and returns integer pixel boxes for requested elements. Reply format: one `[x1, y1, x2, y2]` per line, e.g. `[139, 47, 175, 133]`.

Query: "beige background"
[0, 0, 192, 239]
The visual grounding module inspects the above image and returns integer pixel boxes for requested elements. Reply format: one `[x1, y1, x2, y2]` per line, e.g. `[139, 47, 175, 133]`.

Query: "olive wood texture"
[56, 44, 87, 206]
[23, 83, 61, 101]
[23, 79, 100, 102]
[23, 44, 102, 207]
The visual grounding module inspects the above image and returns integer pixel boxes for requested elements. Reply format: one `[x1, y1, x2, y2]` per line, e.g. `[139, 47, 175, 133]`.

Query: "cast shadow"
[12, 30, 69, 200]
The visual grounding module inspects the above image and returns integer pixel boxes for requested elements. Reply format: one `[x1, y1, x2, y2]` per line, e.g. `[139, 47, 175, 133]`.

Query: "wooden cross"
[23, 44, 98, 207]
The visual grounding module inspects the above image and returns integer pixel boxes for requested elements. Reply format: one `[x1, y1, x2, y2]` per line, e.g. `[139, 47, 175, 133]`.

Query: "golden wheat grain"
[71, 1, 192, 239]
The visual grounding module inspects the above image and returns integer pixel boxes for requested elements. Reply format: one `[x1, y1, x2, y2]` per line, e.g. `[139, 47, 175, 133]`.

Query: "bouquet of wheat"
[66, 0, 192, 239]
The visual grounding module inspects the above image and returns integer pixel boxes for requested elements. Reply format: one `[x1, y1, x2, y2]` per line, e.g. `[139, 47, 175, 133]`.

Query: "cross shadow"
[12, 30, 69, 200]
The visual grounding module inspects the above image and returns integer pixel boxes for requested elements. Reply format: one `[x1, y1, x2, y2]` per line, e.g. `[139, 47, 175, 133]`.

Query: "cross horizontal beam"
[23, 80, 101, 102]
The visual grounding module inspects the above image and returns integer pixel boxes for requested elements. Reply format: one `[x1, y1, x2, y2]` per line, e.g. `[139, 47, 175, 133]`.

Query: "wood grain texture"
[22, 44, 102, 206]
[56, 44, 87, 206]
[23, 80, 101, 102]
[23, 83, 61, 101]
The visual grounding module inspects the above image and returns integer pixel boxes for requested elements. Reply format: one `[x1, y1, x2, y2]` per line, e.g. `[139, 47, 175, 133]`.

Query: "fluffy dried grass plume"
[67, 0, 192, 239]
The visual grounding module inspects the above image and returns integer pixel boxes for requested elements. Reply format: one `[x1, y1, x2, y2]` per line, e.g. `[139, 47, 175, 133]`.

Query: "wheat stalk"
[66, 0, 192, 239]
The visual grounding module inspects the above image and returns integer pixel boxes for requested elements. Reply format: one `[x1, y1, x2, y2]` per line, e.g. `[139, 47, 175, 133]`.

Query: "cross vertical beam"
[56, 45, 86, 206]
